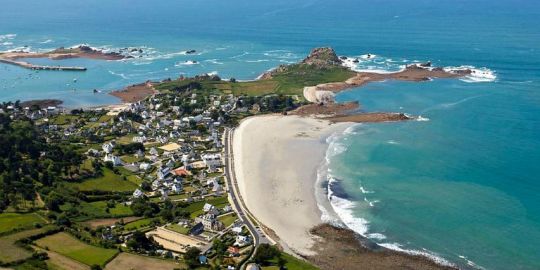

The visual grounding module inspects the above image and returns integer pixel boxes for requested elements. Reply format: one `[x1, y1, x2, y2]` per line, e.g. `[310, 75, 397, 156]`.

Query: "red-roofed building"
[172, 167, 192, 176]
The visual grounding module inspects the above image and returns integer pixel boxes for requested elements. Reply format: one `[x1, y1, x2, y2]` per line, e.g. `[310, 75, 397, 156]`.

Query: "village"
[0, 74, 308, 270]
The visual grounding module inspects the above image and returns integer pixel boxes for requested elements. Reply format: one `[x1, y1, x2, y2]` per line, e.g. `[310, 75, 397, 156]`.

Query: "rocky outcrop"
[258, 47, 343, 79]
[301, 47, 342, 67]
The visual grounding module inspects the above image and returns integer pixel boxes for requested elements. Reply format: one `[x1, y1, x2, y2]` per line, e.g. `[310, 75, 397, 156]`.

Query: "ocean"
[1, 0, 539, 269]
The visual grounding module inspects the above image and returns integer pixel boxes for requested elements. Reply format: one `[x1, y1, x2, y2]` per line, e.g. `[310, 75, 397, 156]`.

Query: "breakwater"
[0, 58, 87, 71]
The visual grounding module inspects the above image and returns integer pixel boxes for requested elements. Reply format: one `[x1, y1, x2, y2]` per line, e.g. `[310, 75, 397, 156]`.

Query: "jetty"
[0, 58, 87, 71]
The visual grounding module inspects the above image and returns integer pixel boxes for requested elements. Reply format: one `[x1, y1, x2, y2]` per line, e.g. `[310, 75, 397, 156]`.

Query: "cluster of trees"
[254, 244, 284, 266]
[130, 197, 160, 217]
[115, 142, 144, 155]
[158, 199, 191, 222]
[117, 111, 143, 123]
[238, 95, 298, 113]
[0, 114, 82, 211]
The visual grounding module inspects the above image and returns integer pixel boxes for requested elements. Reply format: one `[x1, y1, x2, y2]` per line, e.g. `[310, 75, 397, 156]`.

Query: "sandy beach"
[233, 115, 352, 255]
[233, 115, 457, 269]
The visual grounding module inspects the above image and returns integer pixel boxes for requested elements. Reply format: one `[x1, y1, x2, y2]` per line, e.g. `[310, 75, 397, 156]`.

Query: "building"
[227, 246, 240, 256]
[201, 153, 222, 167]
[235, 235, 252, 246]
[104, 154, 122, 166]
[102, 142, 115, 153]
[132, 189, 144, 199]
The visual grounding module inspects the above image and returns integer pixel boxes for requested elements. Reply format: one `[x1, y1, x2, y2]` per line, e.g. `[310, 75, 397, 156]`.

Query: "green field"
[263, 252, 319, 270]
[0, 226, 55, 264]
[68, 168, 138, 192]
[123, 218, 154, 231]
[61, 201, 133, 219]
[218, 213, 237, 228]
[35, 232, 118, 266]
[155, 64, 355, 98]
[165, 223, 190, 235]
[0, 212, 47, 234]
[186, 196, 229, 218]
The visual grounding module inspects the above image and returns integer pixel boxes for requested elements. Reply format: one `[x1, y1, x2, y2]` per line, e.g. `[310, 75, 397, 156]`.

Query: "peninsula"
[0, 45, 128, 71]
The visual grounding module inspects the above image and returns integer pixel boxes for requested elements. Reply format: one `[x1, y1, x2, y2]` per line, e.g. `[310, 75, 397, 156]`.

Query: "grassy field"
[35, 232, 118, 267]
[218, 213, 237, 228]
[123, 218, 154, 231]
[104, 252, 183, 270]
[0, 226, 55, 264]
[154, 64, 355, 98]
[165, 223, 190, 235]
[62, 201, 133, 219]
[0, 212, 47, 234]
[68, 168, 138, 192]
[263, 252, 319, 270]
[33, 246, 90, 270]
[186, 196, 229, 218]
[82, 216, 141, 229]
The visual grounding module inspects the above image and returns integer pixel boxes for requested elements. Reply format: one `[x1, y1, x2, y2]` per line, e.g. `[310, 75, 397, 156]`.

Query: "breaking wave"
[444, 66, 496, 83]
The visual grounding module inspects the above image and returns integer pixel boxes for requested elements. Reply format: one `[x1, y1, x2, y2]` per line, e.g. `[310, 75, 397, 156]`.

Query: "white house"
[172, 183, 183, 193]
[235, 235, 252, 246]
[139, 162, 151, 171]
[203, 203, 215, 213]
[102, 142, 115, 154]
[149, 147, 159, 156]
[104, 154, 122, 166]
[132, 136, 147, 143]
[157, 166, 171, 180]
[201, 153, 222, 167]
[133, 189, 144, 199]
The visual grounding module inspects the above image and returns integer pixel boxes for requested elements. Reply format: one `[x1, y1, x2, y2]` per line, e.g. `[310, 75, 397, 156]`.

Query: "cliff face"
[301, 47, 342, 67]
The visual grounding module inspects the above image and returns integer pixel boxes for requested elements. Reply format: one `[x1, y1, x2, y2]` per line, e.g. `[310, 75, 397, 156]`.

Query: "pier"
[0, 58, 87, 71]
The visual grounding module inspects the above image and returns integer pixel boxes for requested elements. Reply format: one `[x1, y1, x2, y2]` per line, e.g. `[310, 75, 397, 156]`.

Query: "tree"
[254, 244, 280, 265]
[184, 247, 201, 268]
[90, 265, 102, 270]
[126, 231, 155, 251]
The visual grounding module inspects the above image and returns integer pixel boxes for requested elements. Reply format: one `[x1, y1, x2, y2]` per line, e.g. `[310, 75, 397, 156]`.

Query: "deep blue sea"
[1, 0, 539, 269]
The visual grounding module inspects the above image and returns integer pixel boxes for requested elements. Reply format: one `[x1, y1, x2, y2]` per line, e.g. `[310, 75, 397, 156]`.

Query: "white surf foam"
[458, 255, 486, 270]
[360, 186, 374, 194]
[444, 66, 496, 83]
[0, 34, 16, 41]
[174, 60, 199, 66]
[245, 59, 270, 63]
[39, 39, 54, 44]
[328, 177, 370, 235]
[204, 59, 223, 65]
[379, 243, 456, 268]
[366, 233, 387, 240]
[416, 115, 430, 121]
[340, 54, 406, 74]
[108, 70, 129, 79]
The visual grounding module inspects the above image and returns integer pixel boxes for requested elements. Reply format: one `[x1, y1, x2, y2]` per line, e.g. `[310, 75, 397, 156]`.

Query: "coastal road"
[222, 128, 271, 250]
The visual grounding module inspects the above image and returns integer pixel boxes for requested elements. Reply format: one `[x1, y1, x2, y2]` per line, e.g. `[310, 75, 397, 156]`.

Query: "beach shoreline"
[233, 114, 457, 269]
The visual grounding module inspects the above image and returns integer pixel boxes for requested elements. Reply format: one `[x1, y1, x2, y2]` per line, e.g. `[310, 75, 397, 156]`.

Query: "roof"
[172, 167, 192, 176]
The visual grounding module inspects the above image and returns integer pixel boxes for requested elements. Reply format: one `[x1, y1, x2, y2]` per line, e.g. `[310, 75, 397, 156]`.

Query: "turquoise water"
[2, 0, 540, 268]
